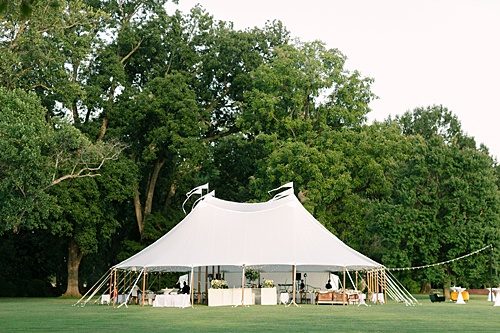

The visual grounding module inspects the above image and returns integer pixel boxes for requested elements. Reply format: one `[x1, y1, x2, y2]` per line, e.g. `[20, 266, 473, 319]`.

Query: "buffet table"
[208, 288, 254, 307]
[153, 294, 190, 308]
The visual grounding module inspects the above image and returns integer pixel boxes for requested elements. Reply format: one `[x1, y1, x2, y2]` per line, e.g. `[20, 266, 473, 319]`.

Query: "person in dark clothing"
[325, 279, 332, 289]
[181, 281, 190, 294]
[300, 279, 305, 291]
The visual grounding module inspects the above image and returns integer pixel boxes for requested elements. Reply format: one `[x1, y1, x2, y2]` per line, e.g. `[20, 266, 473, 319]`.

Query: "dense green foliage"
[0, 0, 498, 297]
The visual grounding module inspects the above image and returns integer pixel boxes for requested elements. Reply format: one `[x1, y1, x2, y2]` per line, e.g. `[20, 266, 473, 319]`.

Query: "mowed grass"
[0, 295, 499, 332]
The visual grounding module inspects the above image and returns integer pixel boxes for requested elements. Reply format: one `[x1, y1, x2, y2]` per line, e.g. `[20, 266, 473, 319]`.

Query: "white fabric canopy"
[115, 189, 381, 272]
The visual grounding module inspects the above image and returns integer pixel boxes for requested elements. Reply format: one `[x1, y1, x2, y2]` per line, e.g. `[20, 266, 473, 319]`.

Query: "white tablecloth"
[370, 292, 385, 304]
[100, 294, 111, 304]
[492, 288, 500, 307]
[153, 294, 191, 308]
[279, 293, 289, 305]
[208, 288, 254, 307]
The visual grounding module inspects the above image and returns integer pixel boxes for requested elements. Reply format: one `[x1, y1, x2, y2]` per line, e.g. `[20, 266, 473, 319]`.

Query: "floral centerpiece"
[262, 279, 275, 288]
[210, 279, 228, 289]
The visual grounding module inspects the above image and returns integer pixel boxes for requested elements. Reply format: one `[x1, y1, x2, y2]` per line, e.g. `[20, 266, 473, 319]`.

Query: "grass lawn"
[0, 295, 499, 332]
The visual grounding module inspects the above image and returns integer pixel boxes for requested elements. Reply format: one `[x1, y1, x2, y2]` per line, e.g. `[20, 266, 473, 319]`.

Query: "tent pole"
[109, 269, 113, 297]
[141, 268, 147, 306]
[287, 265, 298, 307]
[383, 269, 387, 304]
[205, 266, 208, 304]
[368, 270, 372, 304]
[113, 269, 118, 306]
[240, 265, 246, 307]
[343, 267, 346, 306]
[197, 267, 201, 304]
[190, 266, 195, 308]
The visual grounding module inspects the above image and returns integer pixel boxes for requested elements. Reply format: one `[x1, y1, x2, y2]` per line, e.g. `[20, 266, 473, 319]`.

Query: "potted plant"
[245, 268, 260, 287]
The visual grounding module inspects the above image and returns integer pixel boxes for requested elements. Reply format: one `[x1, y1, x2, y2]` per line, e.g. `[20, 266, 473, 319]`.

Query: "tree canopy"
[0, 1, 498, 297]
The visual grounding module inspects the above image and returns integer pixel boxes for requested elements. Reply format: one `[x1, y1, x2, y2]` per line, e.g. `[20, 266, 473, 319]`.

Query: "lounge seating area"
[429, 293, 445, 302]
[316, 291, 348, 305]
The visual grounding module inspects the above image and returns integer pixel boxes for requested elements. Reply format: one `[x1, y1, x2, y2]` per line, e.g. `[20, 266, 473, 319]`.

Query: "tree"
[370, 106, 500, 291]
[239, 41, 375, 138]
[0, 87, 129, 296]
[115, 73, 206, 239]
[0, 0, 107, 116]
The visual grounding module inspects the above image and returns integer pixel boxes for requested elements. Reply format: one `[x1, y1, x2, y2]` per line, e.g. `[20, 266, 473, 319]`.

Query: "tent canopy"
[115, 187, 382, 273]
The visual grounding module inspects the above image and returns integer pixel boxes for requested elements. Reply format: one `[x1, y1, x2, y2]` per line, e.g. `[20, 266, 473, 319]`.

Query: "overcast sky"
[172, 0, 500, 159]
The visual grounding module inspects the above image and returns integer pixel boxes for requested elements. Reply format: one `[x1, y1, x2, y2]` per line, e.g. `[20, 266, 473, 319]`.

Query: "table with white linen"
[492, 288, 500, 307]
[208, 288, 254, 307]
[450, 286, 466, 305]
[358, 293, 367, 306]
[370, 292, 385, 304]
[153, 294, 190, 308]
[100, 294, 111, 304]
[279, 292, 289, 305]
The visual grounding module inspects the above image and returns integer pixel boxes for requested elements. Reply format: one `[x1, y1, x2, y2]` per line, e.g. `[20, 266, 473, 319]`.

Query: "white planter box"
[260, 287, 277, 305]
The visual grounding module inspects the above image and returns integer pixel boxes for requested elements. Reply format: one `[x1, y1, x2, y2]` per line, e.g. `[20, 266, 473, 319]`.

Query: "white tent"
[115, 187, 381, 273]
[76, 184, 419, 307]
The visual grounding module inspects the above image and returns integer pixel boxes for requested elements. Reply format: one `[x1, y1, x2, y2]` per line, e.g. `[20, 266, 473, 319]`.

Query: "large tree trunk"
[443, 273, 451, 300]
[64, 239, 83, 297]
[134, 188, 144, 236]
[144, 158, 165, 216]
[134, 158, 166, 239]
[97, 116, 109, 141]
[419, 282, 431, 294]
[164, 182, 177, 209]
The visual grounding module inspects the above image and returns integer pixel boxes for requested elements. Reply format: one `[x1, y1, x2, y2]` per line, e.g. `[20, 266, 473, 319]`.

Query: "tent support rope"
[118, 268, 144, 308]
[73, 268, 111, 307]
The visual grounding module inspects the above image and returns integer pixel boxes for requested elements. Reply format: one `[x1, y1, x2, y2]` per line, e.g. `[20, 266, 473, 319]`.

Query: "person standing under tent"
[300, 279, 305, 291]
[112, 284, 118, 305]
[325, 279, 332, 290]
[181, 281, 190, 295]
[131, 284, 140, 304]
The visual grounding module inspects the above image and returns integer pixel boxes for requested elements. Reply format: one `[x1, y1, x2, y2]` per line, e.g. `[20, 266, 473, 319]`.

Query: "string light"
[386, 244, 493, 271]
